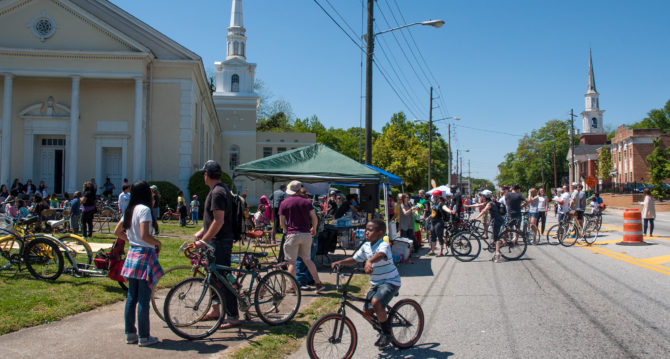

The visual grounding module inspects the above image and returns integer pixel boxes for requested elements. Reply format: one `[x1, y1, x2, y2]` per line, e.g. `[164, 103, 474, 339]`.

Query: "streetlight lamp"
[364, 0, 444, 165]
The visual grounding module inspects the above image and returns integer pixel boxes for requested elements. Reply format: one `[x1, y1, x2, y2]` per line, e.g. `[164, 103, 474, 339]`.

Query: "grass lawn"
[0, 222, 218, 335]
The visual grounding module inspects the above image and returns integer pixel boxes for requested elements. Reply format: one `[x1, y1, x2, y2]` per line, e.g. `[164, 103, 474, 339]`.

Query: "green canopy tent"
[233, 143, 391, 233]
[233, 144, 385, 184]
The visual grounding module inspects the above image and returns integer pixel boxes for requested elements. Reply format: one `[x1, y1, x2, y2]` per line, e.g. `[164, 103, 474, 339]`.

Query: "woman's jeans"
[125, 278, 151, 338]
[81, 210, 94, 237]
[644, 218, 654, 236]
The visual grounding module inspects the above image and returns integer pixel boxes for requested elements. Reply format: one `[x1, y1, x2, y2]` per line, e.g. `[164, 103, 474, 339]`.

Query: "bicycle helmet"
[480, 190, 493, 199]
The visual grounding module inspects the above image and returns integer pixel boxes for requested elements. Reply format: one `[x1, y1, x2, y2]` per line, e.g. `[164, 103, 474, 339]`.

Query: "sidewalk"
[0, 284, 326, 359]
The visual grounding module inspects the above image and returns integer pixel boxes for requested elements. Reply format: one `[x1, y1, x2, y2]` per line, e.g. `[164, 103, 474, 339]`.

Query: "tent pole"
[383, 183, 390, 236]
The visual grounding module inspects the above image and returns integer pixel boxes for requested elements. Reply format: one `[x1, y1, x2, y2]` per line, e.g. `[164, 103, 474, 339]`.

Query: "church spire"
[587, 48, 597, 94]
[226, 0, 246, 60]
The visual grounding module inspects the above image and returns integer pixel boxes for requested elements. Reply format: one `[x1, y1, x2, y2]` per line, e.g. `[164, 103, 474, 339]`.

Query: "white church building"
[0, 0, 314, 204]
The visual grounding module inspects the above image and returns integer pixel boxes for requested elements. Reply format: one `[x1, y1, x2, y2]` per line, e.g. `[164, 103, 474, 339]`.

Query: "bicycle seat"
[47, 218, 66, 227]
[245, 230, 264, 239]
[251, 252, 268, 258]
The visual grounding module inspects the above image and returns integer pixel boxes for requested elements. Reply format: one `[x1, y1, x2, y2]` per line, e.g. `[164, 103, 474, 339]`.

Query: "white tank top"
[537, 196, 547, 212]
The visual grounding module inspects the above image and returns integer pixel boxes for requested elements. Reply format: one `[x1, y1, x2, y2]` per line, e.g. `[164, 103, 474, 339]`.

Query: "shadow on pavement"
[379, 342, 453, 358]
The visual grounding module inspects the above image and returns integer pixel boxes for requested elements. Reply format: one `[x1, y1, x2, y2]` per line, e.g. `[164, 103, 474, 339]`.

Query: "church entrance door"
[36, 137, 66, 195]
[102, 147, 122, 191]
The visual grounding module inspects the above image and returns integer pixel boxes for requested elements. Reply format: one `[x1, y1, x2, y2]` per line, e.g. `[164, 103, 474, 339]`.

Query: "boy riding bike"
[331, 218, 401, 348]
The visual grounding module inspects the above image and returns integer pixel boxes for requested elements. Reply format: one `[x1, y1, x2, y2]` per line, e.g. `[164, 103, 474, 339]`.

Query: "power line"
[311, 0, 364, 53]
[324, 0, 359, 39]
[451, 123, 524, 137]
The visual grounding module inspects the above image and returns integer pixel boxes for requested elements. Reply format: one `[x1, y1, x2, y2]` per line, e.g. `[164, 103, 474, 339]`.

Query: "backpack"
[496, 201, 507, 216]
[229, 190, 246, 242]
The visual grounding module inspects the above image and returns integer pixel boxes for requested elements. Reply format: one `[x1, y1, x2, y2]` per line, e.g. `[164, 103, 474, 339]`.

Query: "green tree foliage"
[187, 171, 235, 214]
[597, 147, 613, 181]
[630, 99, 670, 133]
[645, 138, 670, 195]
[256, 111, 293, 132]
[414, 122, 450, 186]
[497, 120, 573, 189]
[372, 112, 435, 192]
[465, 177, 495, 192]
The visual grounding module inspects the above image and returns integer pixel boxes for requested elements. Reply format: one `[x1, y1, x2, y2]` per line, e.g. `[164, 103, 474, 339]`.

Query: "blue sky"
[111, 0, 670, 183]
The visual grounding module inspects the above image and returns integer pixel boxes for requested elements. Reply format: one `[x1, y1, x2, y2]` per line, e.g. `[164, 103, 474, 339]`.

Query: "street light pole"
[363, 9, 444, 165]
[364, 0, 374, 165]
[428, 86, 433, 189]
[447, 123, 451, 186]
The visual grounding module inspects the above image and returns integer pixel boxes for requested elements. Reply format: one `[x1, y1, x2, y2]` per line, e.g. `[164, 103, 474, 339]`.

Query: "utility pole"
[364, 0, 374, 165]
[570, 108, 576, 183]
[553, 144, 558, 189]
[468, 159, 471, 196]
[447, 123, 451, 186]
[455, 149, 459, 189]
[428, 86, 433, 190]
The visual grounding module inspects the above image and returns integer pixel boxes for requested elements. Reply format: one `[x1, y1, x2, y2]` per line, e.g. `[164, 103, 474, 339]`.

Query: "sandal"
[219, 319, 243, 329]
[200, 312, 221, 321]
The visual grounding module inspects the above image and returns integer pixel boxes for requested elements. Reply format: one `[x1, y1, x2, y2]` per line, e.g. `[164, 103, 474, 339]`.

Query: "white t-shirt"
[559, 192, 571, 214]
[528, 196, 538, 213]
[353, 239, 401, 287]
[122, 204, 154, 248]
[537, 196, 547, 212]
[118, 192, 130, 214]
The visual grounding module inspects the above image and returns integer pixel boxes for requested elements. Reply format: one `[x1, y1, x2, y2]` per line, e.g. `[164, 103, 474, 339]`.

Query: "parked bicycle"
[450, 227, 528, 262]
[546, 211, 599, 247]
[163, 242, 300, 340]
[161, 205, 192, 225]
[0, 215, 64, 280]
[306, 265, 424, 358]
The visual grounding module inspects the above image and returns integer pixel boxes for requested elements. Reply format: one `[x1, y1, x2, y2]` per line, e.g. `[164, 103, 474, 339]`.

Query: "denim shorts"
[364, 282, 400, 310]
[529, 212, 540, 219]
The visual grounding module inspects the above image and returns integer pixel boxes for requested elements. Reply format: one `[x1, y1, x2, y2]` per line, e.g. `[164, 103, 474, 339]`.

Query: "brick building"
[610, 125, 670, 185]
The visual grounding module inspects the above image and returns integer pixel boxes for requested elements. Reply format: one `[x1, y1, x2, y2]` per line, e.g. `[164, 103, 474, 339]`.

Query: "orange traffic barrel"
[617, 208, 648, 246]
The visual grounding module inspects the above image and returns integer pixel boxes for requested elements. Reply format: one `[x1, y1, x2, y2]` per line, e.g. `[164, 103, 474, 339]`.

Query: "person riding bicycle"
[570, 183, 586, 229]
[588, 192, 604, 214]
[331, 218, 401, 348]
[470, 190, 505, 262]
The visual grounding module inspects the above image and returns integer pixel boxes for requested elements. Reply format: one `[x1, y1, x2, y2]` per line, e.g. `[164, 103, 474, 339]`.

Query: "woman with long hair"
[537, 188, 548, 235]
[398, 193, 414, 239]
[81, 181, 96, 238]
[527, 188, 540, 244]
[641, 187, 656, 237]
[114, 181, 163, 347]
[471, 190, 505, 262]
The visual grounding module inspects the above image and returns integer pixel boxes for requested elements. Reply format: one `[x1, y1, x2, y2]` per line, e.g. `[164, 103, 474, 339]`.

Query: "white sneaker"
[126, 333, 138, 344]
[138, 336, 159, 347]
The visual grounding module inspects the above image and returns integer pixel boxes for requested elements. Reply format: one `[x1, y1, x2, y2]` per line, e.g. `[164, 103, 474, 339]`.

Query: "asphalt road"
[291, 212, 670, 358]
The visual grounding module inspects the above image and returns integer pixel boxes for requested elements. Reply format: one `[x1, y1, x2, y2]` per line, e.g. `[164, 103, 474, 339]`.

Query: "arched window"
[231, 74, 239, 92]
[229, 145, 240, 170]
[591, 118, 598, 128]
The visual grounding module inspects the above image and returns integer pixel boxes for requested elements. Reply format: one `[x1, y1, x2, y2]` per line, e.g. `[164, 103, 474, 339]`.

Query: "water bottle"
[226, 272, 236, 284]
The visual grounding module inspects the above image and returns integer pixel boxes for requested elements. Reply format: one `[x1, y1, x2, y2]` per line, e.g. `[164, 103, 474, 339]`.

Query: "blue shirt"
[353, 239, 401, 287]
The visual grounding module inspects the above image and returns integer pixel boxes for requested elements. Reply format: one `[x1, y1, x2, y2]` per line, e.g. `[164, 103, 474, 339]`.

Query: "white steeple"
[581, 49, 604, 134]
[227, 0, 246, 59]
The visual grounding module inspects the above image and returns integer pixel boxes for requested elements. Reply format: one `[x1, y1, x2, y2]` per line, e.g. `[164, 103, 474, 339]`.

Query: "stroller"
[93, 238, 128, 290]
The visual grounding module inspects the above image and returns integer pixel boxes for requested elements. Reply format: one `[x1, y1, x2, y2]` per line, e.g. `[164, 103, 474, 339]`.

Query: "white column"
[133, 78, 145, 180]
[1, 74, 13, 187]
[68, 76, 80, 192]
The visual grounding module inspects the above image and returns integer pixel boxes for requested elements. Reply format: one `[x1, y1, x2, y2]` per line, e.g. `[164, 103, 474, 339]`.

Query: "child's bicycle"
[306, 265, 424, 358]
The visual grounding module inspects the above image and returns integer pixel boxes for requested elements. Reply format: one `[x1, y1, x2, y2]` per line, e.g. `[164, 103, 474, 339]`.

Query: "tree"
[597, 147, 612, 181]
[497, 120, 572, 189]
[630, 99, 670, 134]
[256, 111, 293, 132]
[372, 113, 428, 192]
[646, 138, 670, 196]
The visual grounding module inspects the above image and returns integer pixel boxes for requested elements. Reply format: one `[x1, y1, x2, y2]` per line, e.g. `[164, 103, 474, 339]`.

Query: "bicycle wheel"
[0, 236, 22, 273]
[498, 230, 527, 261]
[582, 221, 599, 245]
[163, 277, 222, 340]
[450, 231, 481, 262]
[152, 265, 205, 322]
[306, 313, 357, 359]
[560, 223, 578, 247]
[24, 237, 64, 281]
[254, 269, 301, 325]
[545, 224, 562, 245]
[470, 220, 486, 237]
[161, 213, 170, 223]
[595, 214, 603, 231]
[389, 299, 424, 349]
[59, 235, 93, 265]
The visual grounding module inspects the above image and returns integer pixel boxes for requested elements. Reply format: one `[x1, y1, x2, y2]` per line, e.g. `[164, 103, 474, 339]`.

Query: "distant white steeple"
[581, 49, 604, 134]
[227, 0, 246, 59]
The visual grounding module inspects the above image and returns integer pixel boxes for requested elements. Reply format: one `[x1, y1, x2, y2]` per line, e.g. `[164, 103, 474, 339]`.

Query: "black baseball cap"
[201, 160, 222, 178]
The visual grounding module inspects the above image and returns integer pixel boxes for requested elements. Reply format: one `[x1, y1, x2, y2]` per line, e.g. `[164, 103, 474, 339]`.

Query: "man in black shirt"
[194, 160, 240, 328]
[505, 183, 527, 230]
